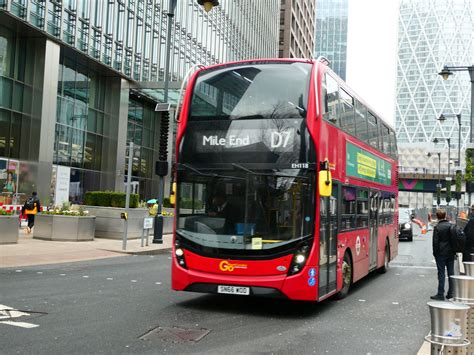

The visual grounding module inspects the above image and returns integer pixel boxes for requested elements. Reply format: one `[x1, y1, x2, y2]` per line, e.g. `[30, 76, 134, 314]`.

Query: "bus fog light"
[179, 259, 185, 266]
[175, 248, 184, 257]
[295, 254, 306, 264]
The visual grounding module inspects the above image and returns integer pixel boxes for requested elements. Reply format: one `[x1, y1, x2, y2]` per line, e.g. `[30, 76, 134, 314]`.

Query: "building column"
[104, 78, 130, 193]
[36, 39, 60, 205]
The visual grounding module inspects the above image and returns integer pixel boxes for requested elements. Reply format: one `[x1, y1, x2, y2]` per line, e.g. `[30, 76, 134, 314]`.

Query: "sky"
[346, 0, 400, 128]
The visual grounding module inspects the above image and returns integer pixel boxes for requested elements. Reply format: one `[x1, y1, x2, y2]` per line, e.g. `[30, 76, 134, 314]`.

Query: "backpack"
[24, 198, 35, 211]
[449, 224, 466, 253]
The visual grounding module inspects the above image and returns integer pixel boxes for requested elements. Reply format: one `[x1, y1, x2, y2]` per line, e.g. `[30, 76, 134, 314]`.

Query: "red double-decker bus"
[171, 58, 398, 301]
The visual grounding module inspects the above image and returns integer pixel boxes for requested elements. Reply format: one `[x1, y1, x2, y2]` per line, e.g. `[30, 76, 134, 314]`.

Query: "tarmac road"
[0, 228, 435, 354]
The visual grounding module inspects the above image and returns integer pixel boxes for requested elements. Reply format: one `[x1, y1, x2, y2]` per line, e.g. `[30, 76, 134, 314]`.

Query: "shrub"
[163, 198, 172, 208]
[0, 209, 14, 216]
[84, 191, 139, 208]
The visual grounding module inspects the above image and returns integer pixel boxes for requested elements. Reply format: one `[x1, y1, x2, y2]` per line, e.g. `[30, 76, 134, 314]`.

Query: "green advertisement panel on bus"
[346, 142, 392, 186]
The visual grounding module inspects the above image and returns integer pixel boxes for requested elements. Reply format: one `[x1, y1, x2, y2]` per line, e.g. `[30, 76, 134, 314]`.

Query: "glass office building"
[314, 0, 348, 80]
[0, 0, 279, 206]
[396, 0, 473, 151]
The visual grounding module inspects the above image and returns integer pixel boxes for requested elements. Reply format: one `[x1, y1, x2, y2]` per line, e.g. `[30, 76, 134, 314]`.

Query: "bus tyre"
[378, 242, 390, 274]
[336, 252, 352, 299]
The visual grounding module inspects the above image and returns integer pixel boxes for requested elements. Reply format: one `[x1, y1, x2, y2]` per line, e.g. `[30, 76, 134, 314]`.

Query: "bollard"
[425, 301, 470, 354]
[465, 262, 474, 277]
[451, 275, 474, 354]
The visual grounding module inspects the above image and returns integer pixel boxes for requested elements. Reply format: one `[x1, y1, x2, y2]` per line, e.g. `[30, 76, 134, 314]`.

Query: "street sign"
[144, 217, 154, 229]
[155, 103, 171, 112]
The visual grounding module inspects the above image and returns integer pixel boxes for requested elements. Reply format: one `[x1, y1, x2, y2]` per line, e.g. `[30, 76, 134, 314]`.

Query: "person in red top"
[22, 192, 41, 234]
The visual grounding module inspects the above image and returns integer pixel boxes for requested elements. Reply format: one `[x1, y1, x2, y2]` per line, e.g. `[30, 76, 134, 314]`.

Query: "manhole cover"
[140, 326, 211, 343]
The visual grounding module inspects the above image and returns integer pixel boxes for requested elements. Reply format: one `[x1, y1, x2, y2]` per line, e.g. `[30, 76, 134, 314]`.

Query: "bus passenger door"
[318, 184, 338, 298]
[369, 191, 379, 270]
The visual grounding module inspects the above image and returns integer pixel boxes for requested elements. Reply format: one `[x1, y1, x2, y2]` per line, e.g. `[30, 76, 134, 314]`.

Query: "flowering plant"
[0, 209, 14, 216]
[162, 211, 174, 217]
[42, 202, 90, 217]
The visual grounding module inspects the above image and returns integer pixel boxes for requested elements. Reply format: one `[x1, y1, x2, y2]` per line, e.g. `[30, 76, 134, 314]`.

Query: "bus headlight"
[174, 239, 187, 269]
[295, 254, 306, 264]
[404, 223, 411, 230]
[288, 244, 311, 276]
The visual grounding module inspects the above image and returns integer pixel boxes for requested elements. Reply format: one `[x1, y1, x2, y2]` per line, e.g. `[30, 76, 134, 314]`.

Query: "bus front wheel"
[336, 252, 352, 299]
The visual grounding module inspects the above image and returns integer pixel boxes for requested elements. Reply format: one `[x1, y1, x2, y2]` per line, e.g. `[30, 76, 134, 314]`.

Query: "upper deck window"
[339, 87, 355, 136]
[189, 62, 311, 121]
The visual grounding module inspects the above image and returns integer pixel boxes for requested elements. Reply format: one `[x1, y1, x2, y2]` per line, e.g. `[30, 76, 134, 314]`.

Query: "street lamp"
[197, 0, 220, 12]
[428, 152, 442, 207]
[437, 113, 462, 173]
[438, 113, 463, 212]
[433, 137, 452, 175]
[438, 65, 474, 143]
[153, 0, 221, 244]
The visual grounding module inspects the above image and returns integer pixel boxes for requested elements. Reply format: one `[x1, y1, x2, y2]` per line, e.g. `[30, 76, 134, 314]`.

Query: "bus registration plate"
[217, 285, 250, 295]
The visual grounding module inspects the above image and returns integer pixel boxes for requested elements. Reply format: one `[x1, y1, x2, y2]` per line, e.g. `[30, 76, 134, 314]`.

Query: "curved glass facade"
[396, 0, 473, 150]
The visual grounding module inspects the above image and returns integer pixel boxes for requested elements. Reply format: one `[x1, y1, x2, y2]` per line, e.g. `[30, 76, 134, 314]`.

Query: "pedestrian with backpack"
[22, 192, 41, 234]
[431, 209, 456, 300]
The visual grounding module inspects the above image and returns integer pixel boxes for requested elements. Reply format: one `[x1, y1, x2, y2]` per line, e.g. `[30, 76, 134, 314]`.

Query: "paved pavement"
[0, 229, 173, 268]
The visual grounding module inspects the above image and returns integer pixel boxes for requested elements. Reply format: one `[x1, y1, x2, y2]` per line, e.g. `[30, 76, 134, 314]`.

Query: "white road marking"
[0, 305, 29, 319]
[82, 276, 89, 278]
[0, 321, 39, 328]
[15, 270, 22, 273]
[131, 280, 137, 283]
[392, 302, 399, 305]
[392, 265, 437, 270]
[358, 299, 366, 302]
[0, 305, 39, 329]
[60, 274, 66, 276]
[106, 278, 113, 281]
[419, 275, 425, 277]
[36, 272, 43, 275]
[155, 282, 162, 285]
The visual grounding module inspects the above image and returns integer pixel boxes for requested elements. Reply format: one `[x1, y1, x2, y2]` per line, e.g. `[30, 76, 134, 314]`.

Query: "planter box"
[0, 215, 19, 244]
[83, 206, 174, 239]
[33, 215, 96, 241]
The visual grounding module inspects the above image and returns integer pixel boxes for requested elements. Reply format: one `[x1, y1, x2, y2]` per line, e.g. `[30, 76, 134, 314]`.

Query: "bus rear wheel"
[336, 252, 352, 299]
[377, 242, 390, 274]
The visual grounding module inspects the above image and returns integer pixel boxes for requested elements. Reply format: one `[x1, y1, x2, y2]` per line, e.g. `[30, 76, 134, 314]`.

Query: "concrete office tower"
[314, 0, 348, 80]
[279, 0, 316, 59]
[0, 0, 279, 204]
[396, 0, 473, 154]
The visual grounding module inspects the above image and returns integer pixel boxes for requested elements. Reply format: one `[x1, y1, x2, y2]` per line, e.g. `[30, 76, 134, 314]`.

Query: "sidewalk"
[0, 229, 173, 268]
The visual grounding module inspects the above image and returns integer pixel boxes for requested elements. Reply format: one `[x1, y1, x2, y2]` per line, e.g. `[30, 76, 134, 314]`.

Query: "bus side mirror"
[170, 182, 176, 206]
[318, 169, 332, 197]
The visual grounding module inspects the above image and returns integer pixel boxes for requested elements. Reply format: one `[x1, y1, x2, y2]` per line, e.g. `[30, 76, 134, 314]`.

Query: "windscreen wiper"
[179, 163, 245, 181]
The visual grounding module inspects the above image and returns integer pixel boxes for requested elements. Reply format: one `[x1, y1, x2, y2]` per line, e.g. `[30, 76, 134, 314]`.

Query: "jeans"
[435, 255, 455, 297]
[27, 214, 35, 229]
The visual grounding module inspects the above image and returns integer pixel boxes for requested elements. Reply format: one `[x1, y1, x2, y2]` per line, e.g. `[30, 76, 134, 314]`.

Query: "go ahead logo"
[219, 260, 248, 272]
